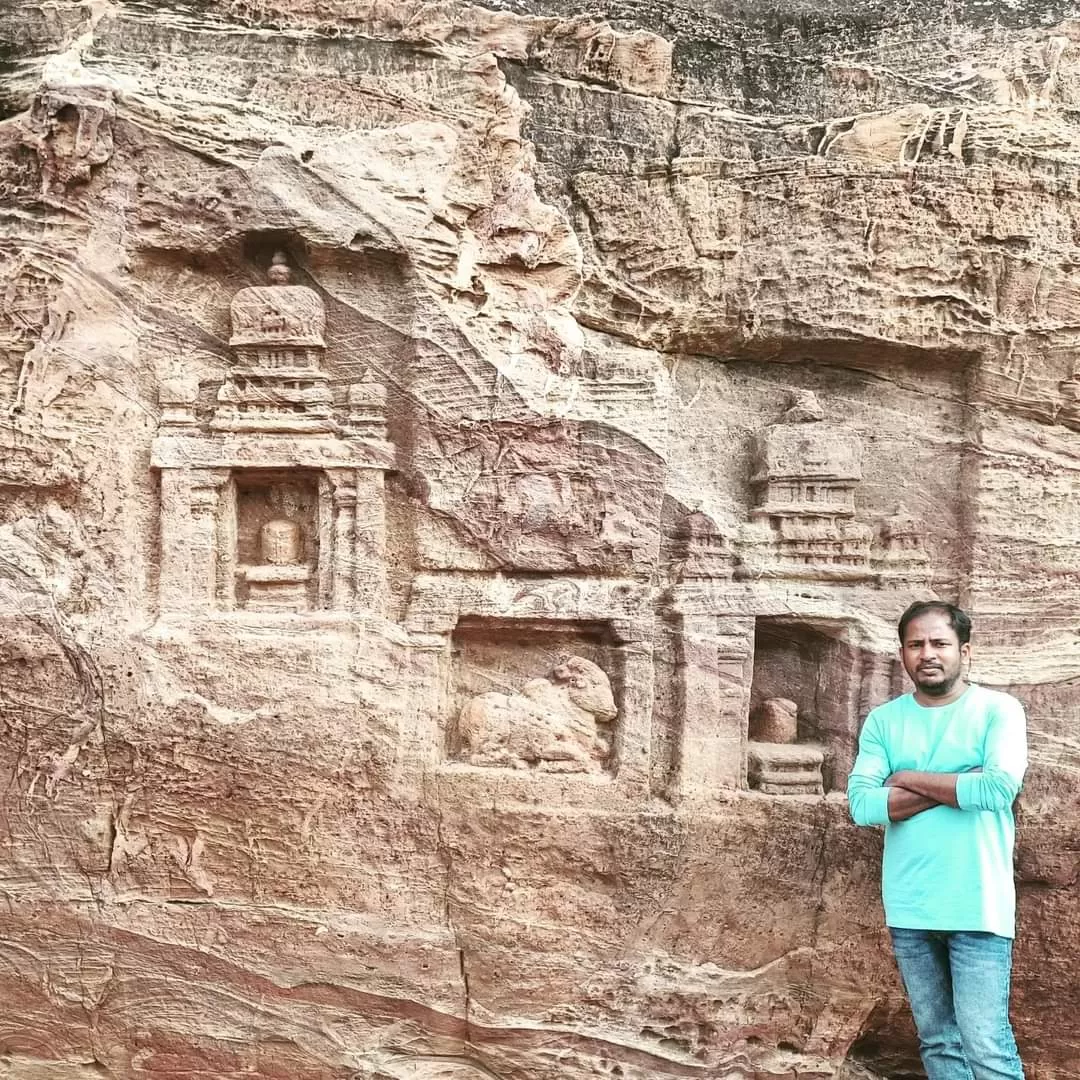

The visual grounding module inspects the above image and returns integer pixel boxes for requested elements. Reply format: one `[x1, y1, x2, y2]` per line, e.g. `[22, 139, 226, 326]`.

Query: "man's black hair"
[898, 601, 972, 646]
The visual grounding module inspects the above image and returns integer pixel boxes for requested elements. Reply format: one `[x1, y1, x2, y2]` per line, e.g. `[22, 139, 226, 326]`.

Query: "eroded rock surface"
[2, 0, 1079, 1076]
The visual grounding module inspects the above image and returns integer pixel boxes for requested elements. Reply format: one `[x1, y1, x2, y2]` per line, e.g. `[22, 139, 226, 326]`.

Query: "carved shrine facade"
[148, 257, 938, 808]
[151, 255, 392, 616]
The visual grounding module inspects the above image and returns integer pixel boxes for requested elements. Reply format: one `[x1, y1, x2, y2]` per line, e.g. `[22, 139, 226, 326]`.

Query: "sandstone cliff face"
[1, 1, 1079, 1077]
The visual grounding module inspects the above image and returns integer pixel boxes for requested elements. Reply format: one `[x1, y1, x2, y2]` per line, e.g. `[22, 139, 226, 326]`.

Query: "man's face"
[900, 612, 970, 697]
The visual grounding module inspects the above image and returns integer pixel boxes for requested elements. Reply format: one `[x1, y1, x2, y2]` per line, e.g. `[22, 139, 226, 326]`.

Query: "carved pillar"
[215, 476, 238, 610]
[323, 466, 386, 613]
[609, 618, 654, 795]
[672, 613, 754, 801]
[353, 467, 387, 615]
[325, 469, 357, 610]
[187, 469, 230, 610]
[840, 649, 900, 787]
[404, 631, 451, 768]
[158, 469, 193, 611]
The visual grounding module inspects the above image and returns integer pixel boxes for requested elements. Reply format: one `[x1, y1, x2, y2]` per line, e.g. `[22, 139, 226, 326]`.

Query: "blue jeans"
[889, 928, 1024, 1079]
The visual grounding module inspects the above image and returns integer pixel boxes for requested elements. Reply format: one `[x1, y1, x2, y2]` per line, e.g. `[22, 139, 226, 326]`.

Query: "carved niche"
[403, 574, 654, 796]
[748, 615, 901, 794]
[448, 618, 620, 774]
[151, 253, 393, 615]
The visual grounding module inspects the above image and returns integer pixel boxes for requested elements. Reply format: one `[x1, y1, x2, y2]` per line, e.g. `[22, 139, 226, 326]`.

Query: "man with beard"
[847, 601, 1027, 1079]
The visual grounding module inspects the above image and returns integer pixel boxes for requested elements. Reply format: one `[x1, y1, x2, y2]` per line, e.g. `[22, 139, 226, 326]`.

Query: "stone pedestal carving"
[151, 254, 393, 616]
[746, 697, 825, 796]
[747, 741, 826, 795]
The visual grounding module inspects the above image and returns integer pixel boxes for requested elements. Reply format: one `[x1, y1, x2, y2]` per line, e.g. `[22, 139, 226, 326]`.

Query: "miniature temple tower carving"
[213, 253, 335, 433]
[151, 253, 393, 616]
[739, 392, 872, 580]
[874, 504, 932, 585]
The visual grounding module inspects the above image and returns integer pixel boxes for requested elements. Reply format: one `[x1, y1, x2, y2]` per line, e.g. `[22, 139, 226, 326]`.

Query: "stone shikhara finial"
[780, 388, 825, 424]
[267, 251, 292, 285]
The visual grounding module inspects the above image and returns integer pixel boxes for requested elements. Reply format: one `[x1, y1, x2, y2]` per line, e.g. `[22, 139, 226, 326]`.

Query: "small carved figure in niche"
[241, 481, 312, 612]
[457, 656, 616, 772]
[747, 697, 825, 795]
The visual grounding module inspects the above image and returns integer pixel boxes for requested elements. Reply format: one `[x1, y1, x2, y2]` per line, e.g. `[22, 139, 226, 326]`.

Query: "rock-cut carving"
[215, 252, 333, 432]
[150, 251, 393, 615]
[27, 86, 115, 193]
[875, 503, 931, 584]
[456, 656, 616, 772]
[746, 697, 825, 795]
[243, 485, 313, 611]
[667, 507, 734, 582]
[739, 391, 872, 580]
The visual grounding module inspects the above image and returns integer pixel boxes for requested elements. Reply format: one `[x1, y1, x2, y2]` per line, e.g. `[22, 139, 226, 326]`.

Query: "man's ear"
[961, 642, 972, 664]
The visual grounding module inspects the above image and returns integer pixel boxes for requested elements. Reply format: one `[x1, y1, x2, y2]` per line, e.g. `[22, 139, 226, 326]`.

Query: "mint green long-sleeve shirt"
[847, 684, 1027, 939]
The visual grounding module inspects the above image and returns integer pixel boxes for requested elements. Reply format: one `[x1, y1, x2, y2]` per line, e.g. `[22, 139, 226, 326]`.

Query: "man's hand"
[883, 767, 982, 818]
[887, 785, 940, 822]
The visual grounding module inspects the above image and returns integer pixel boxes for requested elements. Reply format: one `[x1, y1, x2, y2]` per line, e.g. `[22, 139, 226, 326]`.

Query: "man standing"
[847, 601, 1027, 1079]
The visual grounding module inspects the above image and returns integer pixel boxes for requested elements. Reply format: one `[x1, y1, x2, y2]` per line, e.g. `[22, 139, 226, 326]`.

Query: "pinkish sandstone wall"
[1, 1, 1078, 1077]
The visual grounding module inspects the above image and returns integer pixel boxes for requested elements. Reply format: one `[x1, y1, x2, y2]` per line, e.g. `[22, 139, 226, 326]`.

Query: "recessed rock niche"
[448, 617, 623, 774]
[749, 616, 896, 793]
[230, 469, 321, 611]
[150, 251, 393, 616]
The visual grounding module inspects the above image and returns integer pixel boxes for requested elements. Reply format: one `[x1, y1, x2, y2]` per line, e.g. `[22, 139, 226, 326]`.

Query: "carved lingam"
[243, 504, 311, 612]
[746, 697, 825, 795]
